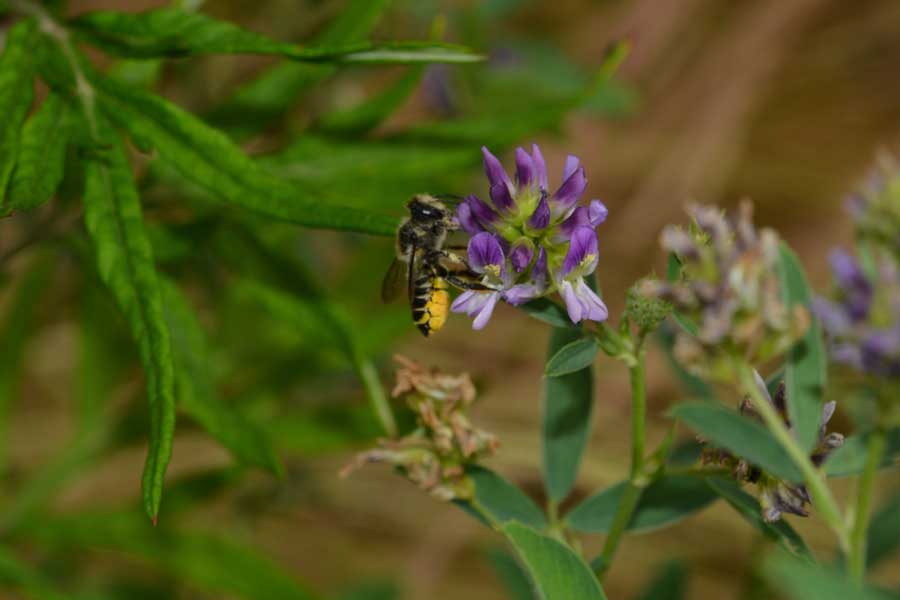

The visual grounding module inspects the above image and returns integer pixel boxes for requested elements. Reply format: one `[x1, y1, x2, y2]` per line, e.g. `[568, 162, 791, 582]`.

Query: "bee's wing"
[380, 257, 407, 303]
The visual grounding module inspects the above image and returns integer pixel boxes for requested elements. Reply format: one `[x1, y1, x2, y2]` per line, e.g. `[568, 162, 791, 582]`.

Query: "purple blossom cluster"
[451, 145, 609, 329]
[813, 249, 900, 378]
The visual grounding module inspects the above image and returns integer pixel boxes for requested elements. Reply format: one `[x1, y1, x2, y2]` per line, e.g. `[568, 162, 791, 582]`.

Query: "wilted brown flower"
[700, 370, 844, 522]
[340, 356, 498, 502]
[642, 202, 809, 381]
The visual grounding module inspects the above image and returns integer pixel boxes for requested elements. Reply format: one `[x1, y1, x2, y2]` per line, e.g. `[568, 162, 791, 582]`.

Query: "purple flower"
[451, 144, 609, 329]
[829, 249, 872, 321]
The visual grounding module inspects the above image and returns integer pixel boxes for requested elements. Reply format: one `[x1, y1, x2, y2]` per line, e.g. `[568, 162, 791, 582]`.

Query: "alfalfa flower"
[452, 145, 609, 329]
[341, 356, 498, 501]
[701, 371, 844, 522]
[813, 249, 900, 379]
[846, 155, 900, 259]
[641, 202, 810, 381]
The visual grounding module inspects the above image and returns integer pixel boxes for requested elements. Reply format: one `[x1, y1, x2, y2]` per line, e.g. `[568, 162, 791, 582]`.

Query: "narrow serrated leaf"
[778, 244, 826, 452]
[543, 327, 594, 502]
[545, 335, 599, 377]
[161, 277, 281, 474]
[0, 19, 36, 213]
[501, 522, 607, 600]
[7, 94, 73, 212]
[94, 75, 397, 235]
[82, 126, 175, 520]
[670, 402, 802, 482]
[71, 9, 481, 63]
[565, 475, 718, 534]
[705, 478, 811, 558]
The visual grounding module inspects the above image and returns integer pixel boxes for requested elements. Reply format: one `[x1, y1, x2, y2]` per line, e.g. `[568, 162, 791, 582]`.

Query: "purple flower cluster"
[451, 145, 609, 329]
[813, 249, 900, 378]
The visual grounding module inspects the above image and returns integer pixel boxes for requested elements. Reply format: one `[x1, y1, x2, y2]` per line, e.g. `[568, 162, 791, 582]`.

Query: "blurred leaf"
[824, 428, 900, 477]
[705, 478, 811, 558]
[0, 256, 52, 476]
[317, 67, 423, 135]
[0, 19, 36, 214]
[670, 403, 802, 482]
[485, 547, 537, 600]
[655, 325, 713, 401]
[500, 522, 607, 600]
[866, 493, 900, 568]
[459, 466, 546, 530]
[545, 335, 599, 377]
[71, 9, 481, 63]
[543, 327, 594, 502]
[161, 276, 281, 474]
[24, 511, 318, 600]
[0, 547, 69, 600]
[565, 475, 718, 534]
[636, 561, 687, 600]
[94, 75, 397, 235]
[7, 93, 73, 213]
[82, 127, 175, 521]
[764, 551, 893, 600]
[207, 0, 391, 133]
[519, 298, 575, 328]
[778, 244, 826, 452]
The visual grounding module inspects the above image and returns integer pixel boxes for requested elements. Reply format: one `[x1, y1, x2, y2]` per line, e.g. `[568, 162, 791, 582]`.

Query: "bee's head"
[407, 194, 449, 224]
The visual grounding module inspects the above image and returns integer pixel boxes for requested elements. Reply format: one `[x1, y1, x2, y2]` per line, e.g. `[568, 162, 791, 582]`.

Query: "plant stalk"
[848, 427, 886, 583]
[595, 344, 646, 580]
[736, 362, 849, 553]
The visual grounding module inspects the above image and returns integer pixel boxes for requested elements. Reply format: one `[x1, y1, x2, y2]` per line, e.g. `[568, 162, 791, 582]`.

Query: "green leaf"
[543, 327, 594, 502]
[565, 475, 718, 534]
[0, 257, 52, 477]
[206, 0, 391, 133]
[317, 67, 423, 135]
[71, 9, 481, 63]
[824, 428, 900, 477]
[6, 93, 73, 213]
[0, 546, 69, 600]
[82, 126, 176, 521]
[500, 521, 607, 600]
[636, 561, 687, 600]
[866, 493, 900, 568]
[778, 244, 826, 452]
[705, 478, 811, 558]
[0, 19, 36, 213]
[545, 336, 599, 377]
[763, 551, 893, 600]
[670, 402, 803, 482]
[519, 298, 575, 328]
[94, 75, 397, 236]
[23, 511, 318, 600]
[460, 466, 547, 530]
[485, 547, 537, 600]
[160, 276, 281, 474]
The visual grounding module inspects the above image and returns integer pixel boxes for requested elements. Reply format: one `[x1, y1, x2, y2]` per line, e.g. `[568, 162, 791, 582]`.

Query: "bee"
[382, 194, 493, 336]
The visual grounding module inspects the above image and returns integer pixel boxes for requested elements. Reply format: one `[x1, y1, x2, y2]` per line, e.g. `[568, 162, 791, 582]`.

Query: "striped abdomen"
[411, 275, 450, 336]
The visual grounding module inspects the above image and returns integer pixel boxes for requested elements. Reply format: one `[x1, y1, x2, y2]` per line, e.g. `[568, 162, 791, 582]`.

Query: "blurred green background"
[3, 0, 900, 598]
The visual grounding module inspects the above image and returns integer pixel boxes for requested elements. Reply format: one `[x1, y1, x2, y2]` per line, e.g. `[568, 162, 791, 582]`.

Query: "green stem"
[848, 427, 886, 583]
[594, 344, 646, 580]
[736, 362, 849, 553]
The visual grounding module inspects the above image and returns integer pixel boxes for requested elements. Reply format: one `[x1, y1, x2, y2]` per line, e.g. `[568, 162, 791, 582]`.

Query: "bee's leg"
[445, 275, 499, 292]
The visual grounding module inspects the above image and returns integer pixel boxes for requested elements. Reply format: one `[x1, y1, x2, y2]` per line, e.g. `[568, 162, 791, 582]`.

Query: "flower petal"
[532, 246, 548, 286]
[527, 196, 550, 230]
[559, 280, 583, 323]
[467, 232, 505, 274]
[532, 144, 548, 190]
[829, 248, 872, 320]
[515, 147, 536, 188]
[504, 283, 542, 305]
[456, 202, 484, 235]
[465, 194, 499, 228]
[510, 240, 534, 272]
[490, 181, 515, 211]
[561, 226, 599, 277]
[573, 278, 608, 322]
[451, 290, 481, 314]
[588, 200, 608, 225]
[482, 146, 512, 188]
[562, 155, 580, 181]
[551, 166, 586, 217]
[472, 292, 500, 330]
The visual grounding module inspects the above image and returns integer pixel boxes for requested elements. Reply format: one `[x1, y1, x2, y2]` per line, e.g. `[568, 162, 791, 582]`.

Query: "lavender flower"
[813, 249, 900, 379]
[452, 145, 609, 329]
[701, 370, 844, 522]
[341, 356, 498, 502]
[642, 203, 810, 381]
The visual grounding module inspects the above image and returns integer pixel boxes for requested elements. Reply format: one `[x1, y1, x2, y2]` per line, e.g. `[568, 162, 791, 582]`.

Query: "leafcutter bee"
[381, 194, 494, 336]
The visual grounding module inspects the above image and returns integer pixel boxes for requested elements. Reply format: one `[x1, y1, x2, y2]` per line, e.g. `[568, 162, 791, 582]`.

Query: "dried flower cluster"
[642, 203, 810, 380]
[701, 372, 844, 522]
[341, 356, 497, 501]
[452, 145, 609, 328]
